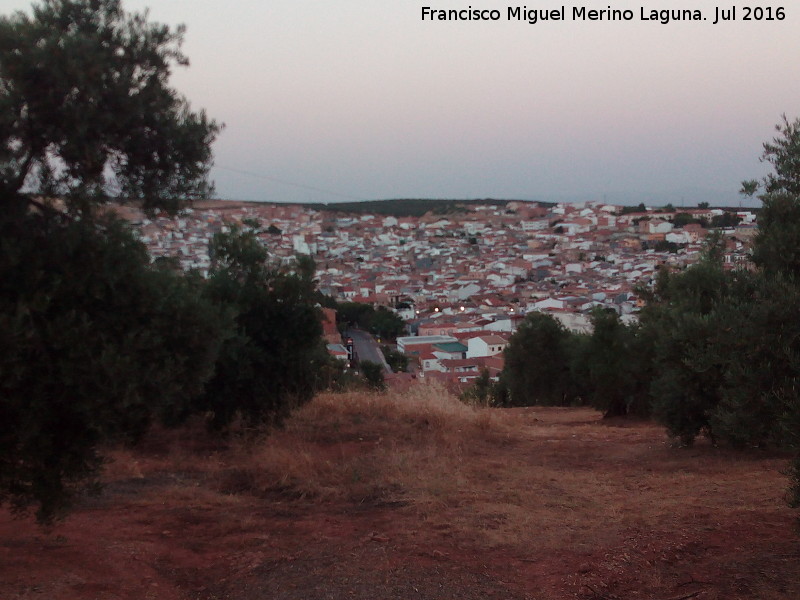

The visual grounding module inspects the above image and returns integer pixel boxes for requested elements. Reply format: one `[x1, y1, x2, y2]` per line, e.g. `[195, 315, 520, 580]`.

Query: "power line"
[215, 164, 368, 202]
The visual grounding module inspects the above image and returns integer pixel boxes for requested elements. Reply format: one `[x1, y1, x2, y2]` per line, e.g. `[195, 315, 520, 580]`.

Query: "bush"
[360, 361, 386, 391]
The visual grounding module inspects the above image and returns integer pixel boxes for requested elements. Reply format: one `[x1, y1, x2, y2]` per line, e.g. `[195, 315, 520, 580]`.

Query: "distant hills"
[205, 189, 759, 218]
[299, 198, 554, 218]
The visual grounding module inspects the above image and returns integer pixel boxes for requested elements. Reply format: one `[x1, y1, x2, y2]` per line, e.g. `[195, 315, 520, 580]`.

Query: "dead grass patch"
[94, 381, 797, 597]
[7, 381, 800, 600]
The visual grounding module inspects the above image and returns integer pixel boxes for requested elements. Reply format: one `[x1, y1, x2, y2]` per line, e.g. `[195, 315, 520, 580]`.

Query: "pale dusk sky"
[2, 0, 798, 206]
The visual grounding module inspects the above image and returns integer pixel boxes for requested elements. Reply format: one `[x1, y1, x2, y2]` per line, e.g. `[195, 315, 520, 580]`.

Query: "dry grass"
[222, 381, 501, 505]
[9, 382, 799, 600]
[103, 382, 794, 559]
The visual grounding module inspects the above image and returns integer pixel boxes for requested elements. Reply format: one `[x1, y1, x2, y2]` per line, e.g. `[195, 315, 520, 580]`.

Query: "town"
[117, 198, 756, 389]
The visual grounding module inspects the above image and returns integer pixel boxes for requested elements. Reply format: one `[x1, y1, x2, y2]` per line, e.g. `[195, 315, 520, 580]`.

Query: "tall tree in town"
[0, 0, 221, 523]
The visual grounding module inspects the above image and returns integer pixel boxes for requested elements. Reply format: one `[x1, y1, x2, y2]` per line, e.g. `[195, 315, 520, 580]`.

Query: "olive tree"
[0, 0, 220, 212]
[0, 0, 222, 523]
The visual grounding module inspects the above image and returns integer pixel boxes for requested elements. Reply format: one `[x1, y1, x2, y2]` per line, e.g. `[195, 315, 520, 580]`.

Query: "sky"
[2, 0, 798, 206]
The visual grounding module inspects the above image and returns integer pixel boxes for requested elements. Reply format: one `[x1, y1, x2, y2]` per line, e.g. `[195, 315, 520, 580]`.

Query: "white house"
[533, 297, 566, 311]
[646, 220, 674, 235]
[466, 335, 508, 358]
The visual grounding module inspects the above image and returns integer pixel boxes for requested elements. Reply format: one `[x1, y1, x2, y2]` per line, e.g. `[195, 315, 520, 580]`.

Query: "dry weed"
[98, 382, 794, 567]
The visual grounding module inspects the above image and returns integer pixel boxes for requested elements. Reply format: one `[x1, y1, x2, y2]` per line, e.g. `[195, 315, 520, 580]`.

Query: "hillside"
[1, 384, 798, 600]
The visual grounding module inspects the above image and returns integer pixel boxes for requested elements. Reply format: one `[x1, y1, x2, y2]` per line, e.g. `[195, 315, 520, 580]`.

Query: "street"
[346, 328, 392, 373]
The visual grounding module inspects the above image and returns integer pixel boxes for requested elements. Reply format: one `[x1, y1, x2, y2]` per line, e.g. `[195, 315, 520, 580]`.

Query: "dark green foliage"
[460, 369, 503, 407]
[670, 212, 709, 229]
[360, 361, 386, 391]
[381, 346, 409, 373]
[619, 203, 647, 215]
[710, 212, 741, 228]
[201, 227, 324, 429]
[639, 256, 735, 444]
[317, 293, 339, 310]
[762, 115, 800, 196]
[0, 0, 220, 212]
[336, 301, 374, 329]
[0, 210, 226, 522]
[751, 117, 800, 278]
[336, 302, 405, 340]
[490, 376, 510, 407]
[369, 306, 405, 340]
[640, 256, 800, 448]
[672, 212, 697, 228]
[652, 240, 680, 253]
[502, 313, 575, 406]
[299, 198, 553, 218]
[0, 0, 222, 522]
[752, 191, 800, 277]
[584, 309, 649, 418]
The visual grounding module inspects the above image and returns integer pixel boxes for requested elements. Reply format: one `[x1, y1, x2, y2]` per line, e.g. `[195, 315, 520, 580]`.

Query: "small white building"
[466, 335, 508, 359]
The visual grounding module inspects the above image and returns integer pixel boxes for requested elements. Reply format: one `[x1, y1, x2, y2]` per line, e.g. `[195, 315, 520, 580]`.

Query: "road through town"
[347, 328, 392, 373]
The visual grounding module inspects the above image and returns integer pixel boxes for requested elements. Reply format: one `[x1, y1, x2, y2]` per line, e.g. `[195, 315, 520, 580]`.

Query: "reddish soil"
[2, 400, 799, 600]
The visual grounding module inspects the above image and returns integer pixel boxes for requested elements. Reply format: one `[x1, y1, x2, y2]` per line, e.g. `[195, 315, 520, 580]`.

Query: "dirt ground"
[2, 388, 799, 600]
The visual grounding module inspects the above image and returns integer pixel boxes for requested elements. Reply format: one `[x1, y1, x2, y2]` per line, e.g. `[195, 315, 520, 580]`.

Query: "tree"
[381, 346, 409, 373]
[639, 262, 727, 444]
[761, 114, 800, 196]
[502, 312, 575, 406]
[360, 361, 386, 391]
[460, 368, 500, 407]
[671, 212, 697, 228]
[583, 309, 647, 418]
[745, 117, 800, 503]
[335, 302, 405, 340]
[0, 213, 228, 522]
[751, 117, 800, 277]
[0, 0, 221, 523]
[698, 202, 710, 209]
[752, 191, 800, 277]
[619, 203, 646, 215]
[336, 301, 374, 334]
[369, 306, 405, 340]
[201, 227, 325, 429]
[710, 212, 741, 228]
[0, 0, 220, 213]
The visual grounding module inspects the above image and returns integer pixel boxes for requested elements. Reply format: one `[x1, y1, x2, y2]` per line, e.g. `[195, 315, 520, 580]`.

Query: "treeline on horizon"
[223, 197, 754, 220]
[300, 197, 554, 218]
